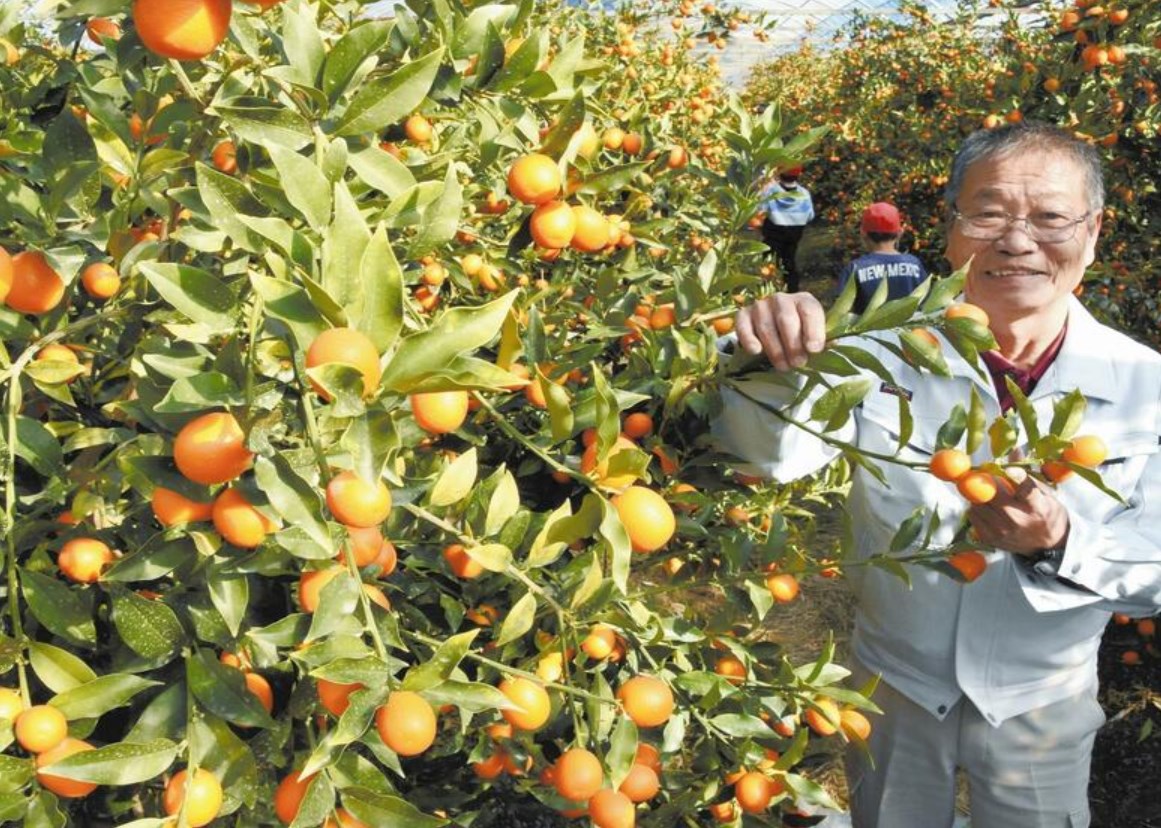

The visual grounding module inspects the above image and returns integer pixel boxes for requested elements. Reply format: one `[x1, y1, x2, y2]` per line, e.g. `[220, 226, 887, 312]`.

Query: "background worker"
[759, 165, 814, 293]
[837, 201, 929, 313]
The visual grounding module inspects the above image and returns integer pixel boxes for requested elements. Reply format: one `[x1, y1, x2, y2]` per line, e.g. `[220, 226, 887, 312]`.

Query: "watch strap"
[1031, 546, 1066, 576]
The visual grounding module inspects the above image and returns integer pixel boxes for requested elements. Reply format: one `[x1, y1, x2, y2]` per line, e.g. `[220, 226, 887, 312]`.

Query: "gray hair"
[945, 122, 1105, 216]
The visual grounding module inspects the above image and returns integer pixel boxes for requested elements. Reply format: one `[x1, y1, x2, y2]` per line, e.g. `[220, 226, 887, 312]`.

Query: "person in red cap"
[837, 202, 929, 313]
[759, 165, 815, 292]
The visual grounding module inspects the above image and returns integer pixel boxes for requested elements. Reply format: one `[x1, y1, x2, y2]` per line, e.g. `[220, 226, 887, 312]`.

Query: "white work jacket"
[711, 297, 1161, 725]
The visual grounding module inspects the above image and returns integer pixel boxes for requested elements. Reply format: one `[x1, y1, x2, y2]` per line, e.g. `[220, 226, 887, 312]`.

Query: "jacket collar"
[1033, 296, 1119, 403]
[941, 295, 1119, 403]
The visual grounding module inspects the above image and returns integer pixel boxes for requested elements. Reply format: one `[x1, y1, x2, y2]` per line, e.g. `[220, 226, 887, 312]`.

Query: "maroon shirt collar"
[980, 324, 1068, 412]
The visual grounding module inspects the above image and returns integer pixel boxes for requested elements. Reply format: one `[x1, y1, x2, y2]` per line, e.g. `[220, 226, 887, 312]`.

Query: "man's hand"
[968, 468, 1071, 557]
[735, 293, 827, 372]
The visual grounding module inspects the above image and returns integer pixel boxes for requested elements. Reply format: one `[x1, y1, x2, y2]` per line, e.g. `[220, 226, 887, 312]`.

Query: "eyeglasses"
[952, 208, 1092, 243]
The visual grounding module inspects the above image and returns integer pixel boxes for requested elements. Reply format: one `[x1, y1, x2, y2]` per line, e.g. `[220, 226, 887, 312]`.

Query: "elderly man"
[713, 122, 1161, 827]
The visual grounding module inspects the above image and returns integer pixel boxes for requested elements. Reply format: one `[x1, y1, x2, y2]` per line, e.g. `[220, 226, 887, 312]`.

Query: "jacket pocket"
[858, 393, 946, 459]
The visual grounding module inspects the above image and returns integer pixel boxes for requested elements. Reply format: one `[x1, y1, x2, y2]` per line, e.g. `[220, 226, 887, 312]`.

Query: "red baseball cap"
[861, 202, 903, 234]
[780, 165, 804, 179]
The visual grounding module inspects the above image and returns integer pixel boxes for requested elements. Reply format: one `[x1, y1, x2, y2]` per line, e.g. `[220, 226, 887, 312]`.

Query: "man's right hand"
[735, 292, 827, 372]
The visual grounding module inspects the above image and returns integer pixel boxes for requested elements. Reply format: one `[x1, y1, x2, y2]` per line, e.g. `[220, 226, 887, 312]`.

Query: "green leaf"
[353, 224, 404, 354]
[288, 773, 336, 828]
[945, 315, 997, 352]
[26, 788, 68, 827]
[138, 263, 236, 332]
[570, 553, 604, 609]
[888, 507, 927, 552]
[41, 739, 176, 785]
[153, 373, 245, 413]
[539, 91, 585, 158]
[408, 165, 463, 257]
[1066, 465, 1127, 505]
[50, 674, 160, 720]
[190, 713, 259, 808]
[484, 469, 520, 537]
[268, 145, 333, 231]
[935, 404, 968, 451]
[527, 500, 573, 568]
[323, 21, 393, 103]
[208, 568, 249, 638]
[709, 713, 776, 738]
[237, 215, 316, 270]
[590, 368, 621, 454]
[606, 714, 639, 789]
[898, 328, 950, 377]
[306, 572, 362, 642]
[399, 357, 528, 394]
[545, 373, 574, 443]
[104, 537, 197, 583]
[343, 787, 449, 828]
[110, 589, 186, 662]
[321, 181, 371, 314]
[545, 33, 584, 91]
[0, 756, 34, 795]
[335, 48, 446, 136]
[251, 275, 328, 352]
[195, 162, 271, 253]
[20, 569, 96, 647]
[302, 685, 387, 778]
[420, 681, 512, 714]
[1005, 377, 1041, 447]
[465, 543, 512, 574]
[488, 30, 543, 92]
[452, 5, 517, 57]
[469, 21, 506, 88]
[401, 630, 479, 691]
[347, 146, 416, 199]
[805, 350, 859, 377]
[854, 295, 922, 333]
[28, 642, 97, 694]
[1049, 389, 1087, 441]
[187, 650, 275, 729]
[14, 416, 65, 477]
[43, 111, 97, 172]
[577, 162, 649, 196]
[429, 448, 478, 507]
[281, 1, 326, 88]
[254, 455, 331, 552]
[989, 414, 1019, 459]
[920, 265, 967, 313]
[494, 592, 536, 647]
[810, 378, 873, 432]
[598, 495, 632, 595]
[125, 683, 186, 744]
[214, 98, 313, 150]
[966, 386, 987, 455]
[380, 292, 517, 393]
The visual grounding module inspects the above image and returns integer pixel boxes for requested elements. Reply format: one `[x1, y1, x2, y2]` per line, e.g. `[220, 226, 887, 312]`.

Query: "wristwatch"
[1030, 545, 1067, 576]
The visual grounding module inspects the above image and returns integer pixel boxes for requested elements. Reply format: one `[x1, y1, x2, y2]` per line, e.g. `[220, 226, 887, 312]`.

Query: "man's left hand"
[967, 467, 1071, 557]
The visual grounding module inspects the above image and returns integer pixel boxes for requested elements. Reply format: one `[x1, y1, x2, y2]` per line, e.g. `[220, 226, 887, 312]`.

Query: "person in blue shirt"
[837, 202, 929, 313]
[760, 165, 815, 293]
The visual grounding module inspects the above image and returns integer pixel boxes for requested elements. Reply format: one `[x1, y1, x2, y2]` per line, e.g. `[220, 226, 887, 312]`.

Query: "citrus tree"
[0, 1, 860, 826]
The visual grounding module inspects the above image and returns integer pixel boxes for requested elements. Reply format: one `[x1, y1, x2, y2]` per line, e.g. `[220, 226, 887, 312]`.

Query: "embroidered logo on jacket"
[879, 382, 913, 401]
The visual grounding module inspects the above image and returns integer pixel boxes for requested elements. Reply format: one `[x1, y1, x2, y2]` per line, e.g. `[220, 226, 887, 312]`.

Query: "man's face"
[946, 149, 1101, 320]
